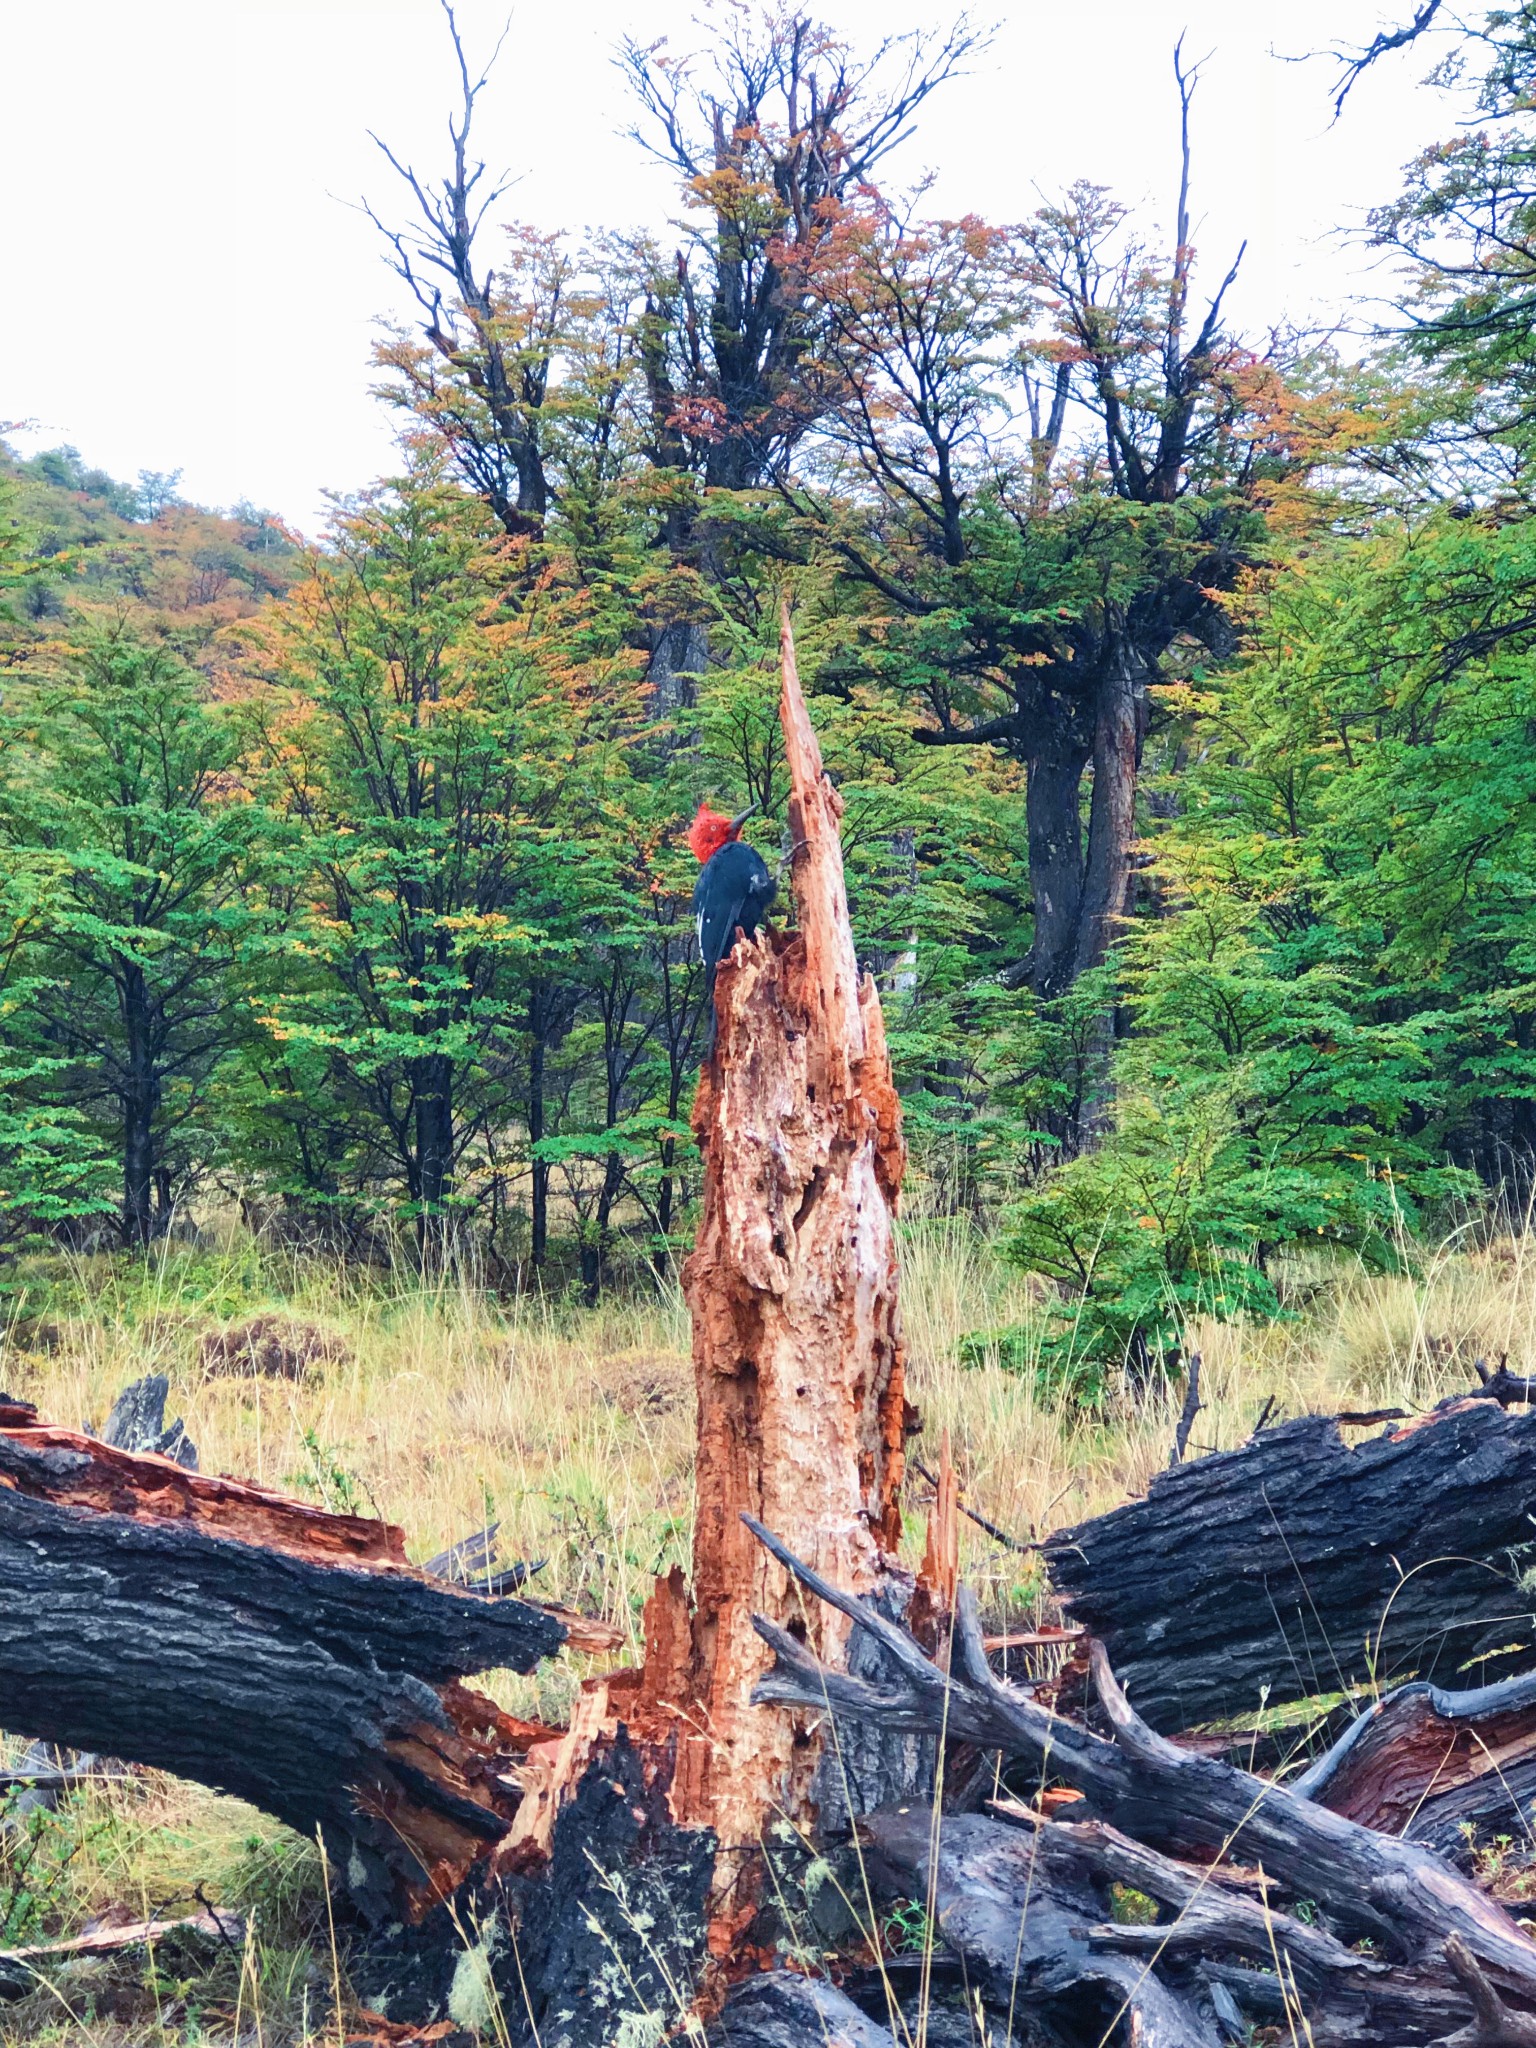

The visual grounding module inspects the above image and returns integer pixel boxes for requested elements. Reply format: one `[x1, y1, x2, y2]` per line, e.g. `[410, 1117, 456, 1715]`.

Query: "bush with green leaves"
[988, 849, 1467, 1390]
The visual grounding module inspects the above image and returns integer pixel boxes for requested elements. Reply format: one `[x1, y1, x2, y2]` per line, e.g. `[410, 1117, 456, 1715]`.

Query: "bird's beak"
[730, 805, 757, 831]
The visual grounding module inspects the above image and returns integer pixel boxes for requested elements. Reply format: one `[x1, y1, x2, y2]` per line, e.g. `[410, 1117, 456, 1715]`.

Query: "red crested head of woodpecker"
[688, 802, 751, 864]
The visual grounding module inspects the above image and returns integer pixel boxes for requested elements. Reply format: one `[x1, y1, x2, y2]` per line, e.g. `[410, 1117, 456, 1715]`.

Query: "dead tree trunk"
[1043, 1400, 1536, 1733]
[622, 603, 910, 1926]
[0, 1395, 567, 1920]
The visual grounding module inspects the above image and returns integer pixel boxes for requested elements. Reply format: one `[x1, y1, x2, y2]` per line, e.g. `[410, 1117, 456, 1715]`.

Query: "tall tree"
[245, 463, 635, 1256]
[619, 8, 984, 498]
[1, 628, 255, 1244]
[367, 7, 564, 536]
[787, 56, 1306, 1000]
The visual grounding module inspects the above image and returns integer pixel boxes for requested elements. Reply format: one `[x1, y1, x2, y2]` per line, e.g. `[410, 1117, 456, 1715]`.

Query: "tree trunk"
[1073, 634, 1149, 983]
[581, 1150, 625, 1307]
[1026, 738, 1091, 997]
[527, 989, 550, 1270]
[634, 605, 909, 1897]
[646, 620, 709, 723]
[414, 1051, 454, 1242]
[120, 962, 156, 1249]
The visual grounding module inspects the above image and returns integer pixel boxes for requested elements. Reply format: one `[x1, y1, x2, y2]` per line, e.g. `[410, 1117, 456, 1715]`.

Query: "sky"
[0, 0, 1470, 535]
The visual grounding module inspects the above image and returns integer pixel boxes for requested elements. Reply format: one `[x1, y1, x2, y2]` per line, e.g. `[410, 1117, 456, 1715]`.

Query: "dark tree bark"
[1042, 1401, 1536, 1734]
[525, 979, 568, 1271]
[1024, 734, 1092, 998]
[1073, 637, 1151, 984]
[413, 1050, 455, 1221]
[120, 962, 159, 1247]
[0, 1398, 566, 1921]
[748, 1520, 1536, 2042]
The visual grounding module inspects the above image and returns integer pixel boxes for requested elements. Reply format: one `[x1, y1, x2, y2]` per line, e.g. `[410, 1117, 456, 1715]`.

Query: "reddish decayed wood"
[650, 605, 908, 1857]
[0, 1413, 407, 1565]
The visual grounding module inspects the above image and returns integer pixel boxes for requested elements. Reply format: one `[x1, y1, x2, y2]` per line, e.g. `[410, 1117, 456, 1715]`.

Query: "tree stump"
[631, 603, 911, 1922]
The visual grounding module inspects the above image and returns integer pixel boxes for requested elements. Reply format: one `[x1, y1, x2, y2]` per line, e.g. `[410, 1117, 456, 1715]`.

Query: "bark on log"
[1043, 1402, 1536, 1733]
[1294, 1665, 1536, 1854]
[632, 605, 910, 1868]
[747, 1518, 1536, 2039]
[0, 1400, 566, 1919]
[711, 1972, 898, 2047]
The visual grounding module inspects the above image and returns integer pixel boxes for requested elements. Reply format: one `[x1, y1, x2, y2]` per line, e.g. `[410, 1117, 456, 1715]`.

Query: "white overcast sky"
[0, 1, 1469, 534]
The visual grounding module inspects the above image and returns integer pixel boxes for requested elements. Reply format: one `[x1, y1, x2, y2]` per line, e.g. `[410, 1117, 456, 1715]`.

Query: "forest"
[7, 1, 1529, 1367]
[8, 3, 1536, 2044]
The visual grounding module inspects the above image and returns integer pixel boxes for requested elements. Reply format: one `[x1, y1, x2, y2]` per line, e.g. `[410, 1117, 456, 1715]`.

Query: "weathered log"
[711, 1972, 898, 2047]
[0, 1402, 565, 1919]
[747, 1517, 1536, 2036]
[872, 1803, 1483, 2046]
[1043, 1402, 1536, 1733]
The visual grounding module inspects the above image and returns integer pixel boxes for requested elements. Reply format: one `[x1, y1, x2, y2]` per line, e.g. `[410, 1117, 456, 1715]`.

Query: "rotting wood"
[1043, 1399, 1536, 1733]
[0, 1402, 565, 1920]
[653, 601, 909, 1860]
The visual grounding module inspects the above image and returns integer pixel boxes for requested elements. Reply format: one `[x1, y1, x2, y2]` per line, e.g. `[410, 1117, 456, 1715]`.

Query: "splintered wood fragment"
[0, 1402, 567, 1920]
[921, 1431, 960, 1610]
[0, 1907, 245, 1967]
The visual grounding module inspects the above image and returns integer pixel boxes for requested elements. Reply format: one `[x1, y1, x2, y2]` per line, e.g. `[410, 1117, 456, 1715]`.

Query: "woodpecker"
[689, 801, 776, 1052]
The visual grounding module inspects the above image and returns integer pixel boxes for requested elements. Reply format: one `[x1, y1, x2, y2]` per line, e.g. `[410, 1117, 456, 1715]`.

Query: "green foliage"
[0, 626, 258, 1243]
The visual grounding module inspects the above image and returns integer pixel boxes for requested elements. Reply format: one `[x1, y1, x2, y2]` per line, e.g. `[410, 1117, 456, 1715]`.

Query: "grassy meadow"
[0, 1211, 1529, 2045]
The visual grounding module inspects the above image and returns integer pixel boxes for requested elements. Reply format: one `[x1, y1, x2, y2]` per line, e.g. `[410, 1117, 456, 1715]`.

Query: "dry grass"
[1, 1213, 1530, 2043]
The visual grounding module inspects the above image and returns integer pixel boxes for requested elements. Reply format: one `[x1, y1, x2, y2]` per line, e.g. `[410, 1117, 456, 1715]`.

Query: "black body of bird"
[693, 837, 776, 1052]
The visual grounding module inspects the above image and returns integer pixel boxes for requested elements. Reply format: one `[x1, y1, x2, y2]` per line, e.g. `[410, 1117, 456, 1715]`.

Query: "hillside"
[0, 441, 302, 658]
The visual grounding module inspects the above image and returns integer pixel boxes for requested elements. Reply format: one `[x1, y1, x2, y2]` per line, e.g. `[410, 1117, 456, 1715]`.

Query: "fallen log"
[1043, 1400, 1536, 1733]
[748, 1517, 1536, 2043]
[0, 1399, 565, 1919]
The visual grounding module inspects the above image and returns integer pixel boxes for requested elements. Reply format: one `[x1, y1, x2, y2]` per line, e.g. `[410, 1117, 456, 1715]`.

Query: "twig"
[1249, 1394, 1278, 1439]
[911, 1458, 1035, 1554]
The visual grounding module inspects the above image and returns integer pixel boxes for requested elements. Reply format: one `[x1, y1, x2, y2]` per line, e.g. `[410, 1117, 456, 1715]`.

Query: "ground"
[0, 1214, 1528, 2045]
